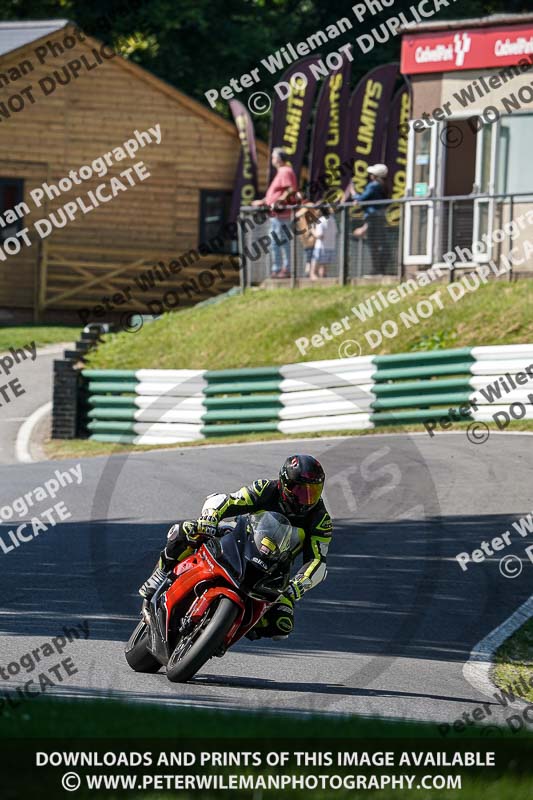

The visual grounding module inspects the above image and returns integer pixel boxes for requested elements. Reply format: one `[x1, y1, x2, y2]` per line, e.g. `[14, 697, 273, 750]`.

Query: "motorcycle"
[125, 511, 293, 682]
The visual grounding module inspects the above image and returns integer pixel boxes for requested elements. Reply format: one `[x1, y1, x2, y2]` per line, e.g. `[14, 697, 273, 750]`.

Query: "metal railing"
[237, 192, 533, 286]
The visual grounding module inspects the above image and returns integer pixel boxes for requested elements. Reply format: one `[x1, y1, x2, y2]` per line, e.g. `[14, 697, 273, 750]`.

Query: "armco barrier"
[80, 344, 533, 444]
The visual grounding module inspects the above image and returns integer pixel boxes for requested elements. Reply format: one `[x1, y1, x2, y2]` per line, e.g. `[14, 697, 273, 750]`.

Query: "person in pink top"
[252, 148, 298, 278]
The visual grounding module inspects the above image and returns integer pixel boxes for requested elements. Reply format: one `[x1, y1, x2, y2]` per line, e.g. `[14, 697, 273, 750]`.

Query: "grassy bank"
[0, 697, 435, 739]
[40, 280, 533, 461]
[85, 281, 533, 371]
[493, 617, 533, 703]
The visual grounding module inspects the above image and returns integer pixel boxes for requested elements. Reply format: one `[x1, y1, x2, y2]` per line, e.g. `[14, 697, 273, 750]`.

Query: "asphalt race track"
[1, 433, 532, 730]
[0, 345, 68, 464]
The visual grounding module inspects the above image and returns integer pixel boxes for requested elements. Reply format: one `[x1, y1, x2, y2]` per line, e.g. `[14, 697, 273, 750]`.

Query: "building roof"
[400, 12, 533, 35]
[0, 19, 68, 56]
[0, 19, 269, 158]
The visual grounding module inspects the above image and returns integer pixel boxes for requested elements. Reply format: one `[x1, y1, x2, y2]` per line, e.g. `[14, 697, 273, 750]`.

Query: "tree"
[0, 0, 529, 139]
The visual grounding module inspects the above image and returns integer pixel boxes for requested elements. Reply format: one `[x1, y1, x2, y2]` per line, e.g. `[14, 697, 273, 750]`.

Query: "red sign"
[401, 22, 533, 75]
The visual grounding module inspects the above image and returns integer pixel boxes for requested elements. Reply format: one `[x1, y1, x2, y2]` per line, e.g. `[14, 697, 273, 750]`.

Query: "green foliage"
[0, 0, 529, 140]
[0, 324, 78, 350]
[409, 330, 458, 351]
[494, 618, 533, 704]
[84, 280, 533, 371]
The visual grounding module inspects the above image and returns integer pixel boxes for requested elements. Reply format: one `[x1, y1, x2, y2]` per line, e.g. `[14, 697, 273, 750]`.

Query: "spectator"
[252, 148, 298, 279]
[310, 205, 337, 280]
[295, 201, 319, 277]
[346, 164, 389, 274]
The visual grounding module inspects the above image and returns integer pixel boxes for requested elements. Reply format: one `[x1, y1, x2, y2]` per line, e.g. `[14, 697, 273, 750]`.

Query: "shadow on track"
[1, 512, 531, 670]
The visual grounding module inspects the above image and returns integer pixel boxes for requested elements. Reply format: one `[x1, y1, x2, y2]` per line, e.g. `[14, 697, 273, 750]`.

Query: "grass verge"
[493, 617, 533, 704]
[0, 324, 79, 351]
[43, 420, 533, 461]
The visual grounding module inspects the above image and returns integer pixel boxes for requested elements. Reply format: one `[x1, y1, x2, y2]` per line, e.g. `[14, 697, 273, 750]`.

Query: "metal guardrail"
[78, 345, 533, 444]
[238, 192, 533, 286]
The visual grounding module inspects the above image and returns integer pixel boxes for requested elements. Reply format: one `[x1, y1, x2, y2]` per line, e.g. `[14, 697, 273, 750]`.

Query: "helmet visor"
[286, 482, 322, 508]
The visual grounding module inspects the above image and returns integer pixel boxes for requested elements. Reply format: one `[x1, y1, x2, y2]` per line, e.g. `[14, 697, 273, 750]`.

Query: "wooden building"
[0, 19, 268, 322]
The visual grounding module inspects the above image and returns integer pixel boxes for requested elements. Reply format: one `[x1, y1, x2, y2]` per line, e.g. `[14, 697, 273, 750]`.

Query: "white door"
[403, 124, 438, 266]
[472, 121, 498, 262]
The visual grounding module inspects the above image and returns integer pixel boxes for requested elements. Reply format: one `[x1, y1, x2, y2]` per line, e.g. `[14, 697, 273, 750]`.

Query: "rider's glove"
[285, 578, 305, 603]
[196, 510, 219, 537]
[180, 520, 201, 543]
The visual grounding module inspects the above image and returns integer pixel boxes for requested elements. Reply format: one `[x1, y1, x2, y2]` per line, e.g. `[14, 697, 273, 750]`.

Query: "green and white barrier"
[81, 344, 533, 444]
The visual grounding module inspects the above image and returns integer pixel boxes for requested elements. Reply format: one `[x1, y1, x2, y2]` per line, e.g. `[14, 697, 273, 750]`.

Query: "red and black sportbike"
[125, 511, 293, 682]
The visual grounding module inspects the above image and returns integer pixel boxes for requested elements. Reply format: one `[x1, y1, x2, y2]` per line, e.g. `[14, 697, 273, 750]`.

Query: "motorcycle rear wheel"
[125, 620, 161, 673]
[166, 597, 238, 683]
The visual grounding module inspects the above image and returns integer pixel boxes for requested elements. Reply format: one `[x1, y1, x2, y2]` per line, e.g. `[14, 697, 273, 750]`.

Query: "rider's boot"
[139, 552, 176, 599]
[138, 523, 197, 600]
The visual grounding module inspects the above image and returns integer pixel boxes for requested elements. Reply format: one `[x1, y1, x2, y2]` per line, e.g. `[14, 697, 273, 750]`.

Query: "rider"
[139, 454, 333, 640]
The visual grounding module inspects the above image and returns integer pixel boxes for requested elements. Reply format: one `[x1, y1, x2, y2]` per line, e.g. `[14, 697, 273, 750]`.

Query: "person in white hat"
[345, 164, 390, 274]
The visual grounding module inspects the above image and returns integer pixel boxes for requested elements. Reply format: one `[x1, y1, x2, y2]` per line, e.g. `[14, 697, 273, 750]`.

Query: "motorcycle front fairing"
[210, 517, 292, 602]
[145, 514, 293, 660]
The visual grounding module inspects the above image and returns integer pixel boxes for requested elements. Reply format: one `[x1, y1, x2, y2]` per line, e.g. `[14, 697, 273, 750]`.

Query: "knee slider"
[276, 615, 294, 634]
[164, 521, 192, 560]
[272, 599, 294, 634]
[166, 523, 182, 543]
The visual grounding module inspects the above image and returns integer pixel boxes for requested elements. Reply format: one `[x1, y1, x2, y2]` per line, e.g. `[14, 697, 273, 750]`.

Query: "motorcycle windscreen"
[248, 511, 292, 560]
[242, 536, 291, 599]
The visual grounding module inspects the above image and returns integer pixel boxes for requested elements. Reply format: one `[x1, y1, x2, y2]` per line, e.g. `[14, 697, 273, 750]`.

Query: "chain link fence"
[238, 194, 533, 287]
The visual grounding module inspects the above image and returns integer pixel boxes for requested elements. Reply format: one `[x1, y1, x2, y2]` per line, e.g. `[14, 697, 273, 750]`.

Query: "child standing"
[310, 206, 337, 280]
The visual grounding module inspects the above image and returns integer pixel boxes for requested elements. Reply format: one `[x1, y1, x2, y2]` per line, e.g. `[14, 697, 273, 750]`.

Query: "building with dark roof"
[0, 20, 267, 321]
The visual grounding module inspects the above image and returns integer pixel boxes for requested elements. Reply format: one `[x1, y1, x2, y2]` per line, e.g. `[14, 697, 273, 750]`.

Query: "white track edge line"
[463, 594, 533, 712]
[15, 401, 52, 463]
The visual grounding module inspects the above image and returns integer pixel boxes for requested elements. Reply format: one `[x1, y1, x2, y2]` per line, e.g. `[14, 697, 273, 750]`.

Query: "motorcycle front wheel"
[166, 597, 239, 683]
[124, 620, 161, 673]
